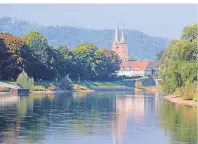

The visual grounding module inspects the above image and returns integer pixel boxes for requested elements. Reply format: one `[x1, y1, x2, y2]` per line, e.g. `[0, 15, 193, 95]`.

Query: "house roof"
[120, 60, 150, 71]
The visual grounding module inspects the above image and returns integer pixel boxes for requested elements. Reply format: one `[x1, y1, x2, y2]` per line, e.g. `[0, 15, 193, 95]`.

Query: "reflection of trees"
[0, 92, 117, 143]
[159, 101, 197, 144]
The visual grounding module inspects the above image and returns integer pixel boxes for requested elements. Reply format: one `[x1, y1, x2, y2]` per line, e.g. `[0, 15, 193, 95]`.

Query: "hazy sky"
[0, 4, 197, 38]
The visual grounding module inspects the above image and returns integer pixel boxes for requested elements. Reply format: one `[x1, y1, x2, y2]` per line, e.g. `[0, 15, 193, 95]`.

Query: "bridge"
[123, 77, 161, 86]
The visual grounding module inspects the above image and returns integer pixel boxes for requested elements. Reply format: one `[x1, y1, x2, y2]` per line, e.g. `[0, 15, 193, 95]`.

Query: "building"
[112, 24, 128, 64]
[117, 60, 153, 77]
[112, 24, 158, 77]
[149, 61, 160, 78]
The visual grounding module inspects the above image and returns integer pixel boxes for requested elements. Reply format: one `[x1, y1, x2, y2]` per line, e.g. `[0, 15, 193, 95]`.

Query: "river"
[0, 90, 197, 144]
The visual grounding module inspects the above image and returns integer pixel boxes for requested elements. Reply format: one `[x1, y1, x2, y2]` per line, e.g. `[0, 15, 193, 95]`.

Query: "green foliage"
[59, 76, 73, 90]
[22, 31, 46, 48]
[160, 23, 198, 99]
[72, 44, 121, 81]
[135, 80, 143, 89]
[181, 23, 198, 42]
[77, 81, 134, 89]
[180, 83, 197, 100]
[16, 70, 34, 89]
[72, 84, 90, 90]
[30, 85, 47, 91]
[0, 31, 121, 82]
[193, 95, 198, 102]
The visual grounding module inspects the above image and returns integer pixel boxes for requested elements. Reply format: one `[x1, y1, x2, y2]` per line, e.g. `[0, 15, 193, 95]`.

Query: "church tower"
[112, 24, 128, 64]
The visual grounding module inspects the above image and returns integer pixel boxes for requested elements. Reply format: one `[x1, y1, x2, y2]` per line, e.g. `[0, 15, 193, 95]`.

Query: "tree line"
[0, 31, 121, 82]
[0, 17, 168, 60]
[160, 23, 197, 100]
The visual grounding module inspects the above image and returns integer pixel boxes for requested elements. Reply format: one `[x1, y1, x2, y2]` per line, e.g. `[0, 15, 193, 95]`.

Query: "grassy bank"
[143, 86, 162, 92]
[76, 81, 134, 89]
[172, 86, 197, 102]
[0, 80, 134, 92]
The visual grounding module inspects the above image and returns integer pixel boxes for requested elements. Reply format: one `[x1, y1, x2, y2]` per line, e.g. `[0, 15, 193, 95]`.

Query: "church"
[111, 24, 153, 77]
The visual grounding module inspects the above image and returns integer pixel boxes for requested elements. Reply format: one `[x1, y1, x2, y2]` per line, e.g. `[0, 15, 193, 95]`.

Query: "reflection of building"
[112, 95, 145, 144]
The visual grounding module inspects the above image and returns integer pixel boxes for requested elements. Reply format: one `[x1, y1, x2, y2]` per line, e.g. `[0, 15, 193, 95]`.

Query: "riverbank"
[143, 86, 162, 93]
[0, 80, 157, 95]
[165, 95, 198, 107]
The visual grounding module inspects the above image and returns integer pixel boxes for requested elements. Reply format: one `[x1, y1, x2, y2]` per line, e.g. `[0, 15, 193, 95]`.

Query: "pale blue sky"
[0, 4, 197, 38]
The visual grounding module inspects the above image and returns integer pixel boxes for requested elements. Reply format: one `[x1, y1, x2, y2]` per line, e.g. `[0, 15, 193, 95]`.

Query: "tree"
[97, 49, 121, 80]
[16, 70, 34, 89]
[24, 37, 57, 80]
[0, 33, 25, 80]
[160, 23, 198, 98]
[181, 23, 198, 42]
[22, 31, 46, 48]
[73, 43, 99, 80]
[156, 50, 164, 61]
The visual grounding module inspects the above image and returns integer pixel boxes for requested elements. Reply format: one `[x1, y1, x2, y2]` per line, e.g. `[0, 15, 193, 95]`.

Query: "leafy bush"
[193, 96, 198, 102]
[72, 84, 90, 90]
[31, 85, 47, 91]
[135, 80, 143, 89]
[48, 83, 56, 91]
[16, 70, 34, 89]
[59, 76, 73, 90]
[181, 85, 197, 100]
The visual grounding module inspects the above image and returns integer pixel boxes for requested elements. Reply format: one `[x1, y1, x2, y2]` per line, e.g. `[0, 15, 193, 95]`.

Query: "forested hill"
[0, 17, 169, 60]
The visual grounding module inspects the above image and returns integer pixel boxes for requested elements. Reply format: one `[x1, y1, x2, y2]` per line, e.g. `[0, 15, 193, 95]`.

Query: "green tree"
[22, 31, 46, 48]
[160, 23, 198, 98]
[16, 70, 34, 89]
[59, 75, 73, 90]
[181, 23, 198, 42]
[73, 43, 99, 80]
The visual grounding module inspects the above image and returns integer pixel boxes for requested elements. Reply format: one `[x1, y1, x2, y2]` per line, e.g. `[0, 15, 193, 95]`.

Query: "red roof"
[120, 61, 150, 71]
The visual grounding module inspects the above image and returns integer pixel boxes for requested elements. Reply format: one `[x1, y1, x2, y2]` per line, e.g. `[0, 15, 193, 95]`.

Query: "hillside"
[0, 17, 169, 60]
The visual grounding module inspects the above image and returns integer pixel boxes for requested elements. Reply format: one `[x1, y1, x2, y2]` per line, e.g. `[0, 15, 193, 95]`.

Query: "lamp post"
[78, 74, 80, 83]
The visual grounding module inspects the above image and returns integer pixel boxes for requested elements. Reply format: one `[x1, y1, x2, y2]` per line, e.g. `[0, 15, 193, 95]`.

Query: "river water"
[0, 90, 197, 144]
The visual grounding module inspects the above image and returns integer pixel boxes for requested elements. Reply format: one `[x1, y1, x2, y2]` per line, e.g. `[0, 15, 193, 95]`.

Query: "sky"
[0, 4, 197, 38]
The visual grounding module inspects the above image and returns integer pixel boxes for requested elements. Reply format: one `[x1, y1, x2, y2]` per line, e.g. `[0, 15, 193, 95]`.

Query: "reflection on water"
[0, 90, 197, 144]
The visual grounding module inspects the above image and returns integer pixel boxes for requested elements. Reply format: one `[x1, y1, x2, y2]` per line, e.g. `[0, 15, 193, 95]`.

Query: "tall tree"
[160, 23, 198, 97]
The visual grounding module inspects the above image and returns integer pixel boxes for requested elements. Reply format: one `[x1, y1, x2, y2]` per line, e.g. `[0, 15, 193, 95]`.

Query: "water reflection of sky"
[0, 91, 196, 144]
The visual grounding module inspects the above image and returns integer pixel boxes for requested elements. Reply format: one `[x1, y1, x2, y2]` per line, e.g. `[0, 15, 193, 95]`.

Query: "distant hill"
[0, 17, 169, 60]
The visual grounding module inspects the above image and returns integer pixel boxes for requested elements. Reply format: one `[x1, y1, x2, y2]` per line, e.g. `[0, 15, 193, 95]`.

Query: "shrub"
[72, 84, 90, 90]
[181, 85, 197, 100]
[16, 70, 34, 89]
[31, 85, 47, 91]
[59, 76, 73, 90]
[48, 83, 56, 91]
[193, 96, 198, 102]
[135, 80, 143, 89]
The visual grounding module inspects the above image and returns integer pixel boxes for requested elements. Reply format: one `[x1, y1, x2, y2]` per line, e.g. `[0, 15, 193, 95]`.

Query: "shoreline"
[0, 86, 135, 95]
[165, 95, 198, 107]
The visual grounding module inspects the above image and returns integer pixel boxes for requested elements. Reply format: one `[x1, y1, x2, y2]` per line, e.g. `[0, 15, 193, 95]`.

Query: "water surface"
[0, 90, 197, 144]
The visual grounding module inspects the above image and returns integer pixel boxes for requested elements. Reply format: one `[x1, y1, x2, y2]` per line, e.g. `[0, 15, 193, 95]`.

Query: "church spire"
[120, 25, 126, 43]
[114, 23, 119, 42]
